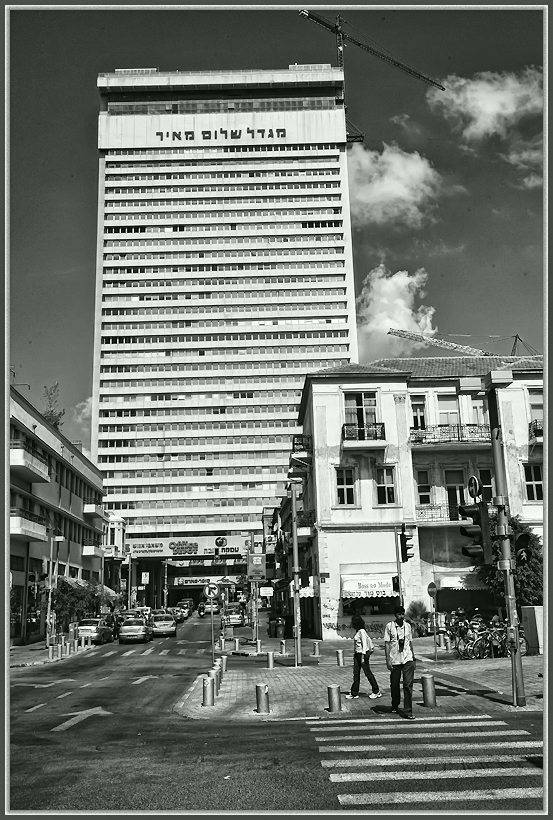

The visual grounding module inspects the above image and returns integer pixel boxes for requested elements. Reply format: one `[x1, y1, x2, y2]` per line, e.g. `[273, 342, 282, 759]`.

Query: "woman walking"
[346, 614, 383, 700]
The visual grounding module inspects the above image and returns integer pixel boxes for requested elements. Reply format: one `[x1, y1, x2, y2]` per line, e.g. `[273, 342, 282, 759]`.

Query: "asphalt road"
[10, 614, 544, 812]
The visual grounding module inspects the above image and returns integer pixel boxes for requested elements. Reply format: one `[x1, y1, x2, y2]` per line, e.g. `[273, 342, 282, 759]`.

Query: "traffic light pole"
[290, 481, 302, 667]
[486, 379, 526, 707]
[393, 527, 404, 608]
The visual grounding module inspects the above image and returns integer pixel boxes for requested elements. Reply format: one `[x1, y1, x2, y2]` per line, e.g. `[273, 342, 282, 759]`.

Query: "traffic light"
[392, 575, 400, 593]
[514, 532, 532, 564]
[400, 524, 414, 562]
[458, 500, 492, 565]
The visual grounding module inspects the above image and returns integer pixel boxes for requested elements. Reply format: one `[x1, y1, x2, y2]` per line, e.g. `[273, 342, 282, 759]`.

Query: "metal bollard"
[220, 637, 225, 652]
[202, 676, 215, 707]
[444, 636, 451, 651]
[438, 633, 445, 649]
[48, 645, 54, 662]
[312, 641, 321, 657]
[209, 669, 219, 696]
[80, 636, 85, 651]
[64, 643, 71, 657]
[60, 635, 65, 648]
[336, 649, 345, 667]
[56, 644, 63, 660]
[86, 635, 91, 648]
[214, 659, 223, 683]
[73, 639, 79, 653]
[267, 651, 274, 669]
[280, 639, 286, 655]
[422, 674, 437, 708]
[255, 683, 270, 714]
[328, 684, 342, 713]
[221, 655, 228, 673]
[234, 638, 240, 651]
[256, 639, 262, 654]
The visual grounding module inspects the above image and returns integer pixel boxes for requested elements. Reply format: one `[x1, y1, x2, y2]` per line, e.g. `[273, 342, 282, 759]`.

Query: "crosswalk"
[77, 645, 211, 659]
[306, 713, 543, 810]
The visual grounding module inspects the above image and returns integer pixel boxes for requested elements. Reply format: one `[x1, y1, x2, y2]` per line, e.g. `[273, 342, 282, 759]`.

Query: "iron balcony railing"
[529, 419, 543, 438]
[409, 424, 490, 444]
[10, 440, 48, 465]
[83, 497, 104, 506]
[416, 501, 493, 522]
[292, 434, 313, 452]
[10, 507, 46, 526]
[83, 539, 102, 548]
[342, 423, 386, 442]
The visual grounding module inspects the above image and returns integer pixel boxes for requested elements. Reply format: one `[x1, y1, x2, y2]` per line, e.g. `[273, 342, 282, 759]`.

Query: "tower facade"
[91, 64, 358, 605]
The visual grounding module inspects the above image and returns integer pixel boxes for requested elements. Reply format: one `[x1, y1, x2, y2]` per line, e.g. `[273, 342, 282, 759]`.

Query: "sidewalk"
[9, 637, 94, 668]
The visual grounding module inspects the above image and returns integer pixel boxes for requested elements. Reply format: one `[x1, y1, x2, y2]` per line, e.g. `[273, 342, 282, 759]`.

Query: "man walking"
[384, 606, 416, 719]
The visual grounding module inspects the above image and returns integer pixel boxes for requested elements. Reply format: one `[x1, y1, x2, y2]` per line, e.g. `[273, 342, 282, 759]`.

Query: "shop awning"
[341, 574, 399, 599]
[436, 572, 487, 591]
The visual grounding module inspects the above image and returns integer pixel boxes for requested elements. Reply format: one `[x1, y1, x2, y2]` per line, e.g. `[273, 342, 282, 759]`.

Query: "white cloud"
[347, 142, 444, 229]
[356, 263, 438, 362]
[72, 397, 93, 441]
[426, 67, 543, 142]
[499, 133, 543, 188]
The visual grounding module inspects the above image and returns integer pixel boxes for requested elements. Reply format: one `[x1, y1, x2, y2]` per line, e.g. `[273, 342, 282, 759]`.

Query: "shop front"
[339, 574, 401, 638]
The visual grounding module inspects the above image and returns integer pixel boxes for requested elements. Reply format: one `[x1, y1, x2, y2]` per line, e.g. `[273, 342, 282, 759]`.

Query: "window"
[411, 395, 426, 430]
[416, 470, 431, 504]
[478, 468, 493, 502]
[471, 397, 487, 425]
[445, 469, 465, 519]
[438, 395, 459, 425]
[524, 464, 543, 501]
[336, 467, 356, 505]
[10, 555, 24, 572]
[376, 467, 396, 505]
[529, 390, 543, 421]
[344, 392, 377, 437]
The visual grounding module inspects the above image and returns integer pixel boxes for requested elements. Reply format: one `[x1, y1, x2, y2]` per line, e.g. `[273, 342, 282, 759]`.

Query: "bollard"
[80, 636, 85, 651]
[444, 635, 451, 651]
[220, 637, 225, 652]
[422, 674, 437, 708]
[86, 635, 91, 648]
[336, 649, 345, 667]
[312, 641, 321, 657]
[60, 635, 65, 648]
[438, 633, 445, 649]
[48, 645, 54, 662]
[72, 639, 79, 653]
[267, 651, 274, 670]
[234, 638, 240, 651]
[202, 676, 215, 707]
[255, 683, 270, 714]
[221, 655, 228, 673]
[56, 644, 63, 660]
[64, 643, 71, 657]
[328, 684, 342, 713]
[280, 639, 286, 655]
[256, 639, 262, 654]
[209, 669, 219, 696]
[214, 659, 223, 683]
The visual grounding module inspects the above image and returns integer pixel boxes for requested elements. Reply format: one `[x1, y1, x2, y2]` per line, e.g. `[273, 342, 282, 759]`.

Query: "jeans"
[390, 660, 415, 714]
[351, 652, 380, 696]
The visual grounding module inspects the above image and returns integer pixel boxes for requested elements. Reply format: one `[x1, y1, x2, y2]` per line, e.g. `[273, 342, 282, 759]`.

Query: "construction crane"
[299, 10, 445, 90]
[387, 328, 494, 357]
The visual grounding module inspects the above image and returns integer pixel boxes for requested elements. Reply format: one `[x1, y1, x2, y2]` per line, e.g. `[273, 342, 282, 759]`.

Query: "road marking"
[331, 767, 540, 783]
[308, 714, 493, 726]
[314, 730, 529, 742]
[102, 651, 116, 657]
[25, 703, 45, 712]
[320, 741, 543, 753]
[12, 679, 76, 689]
[141, 648, 154, 655]
[122, 650, 136, 656]
[322, 753, 543, 768]
[131, 676, 159, 685]
[51, 706, 112, 732]
[177, 650, 188, 655]
[338, 788, 543, 806]
[56, 692, 73, 699]
[312, 720, 507, 733]
[80, 683, 92, 688]
[159, 650, 170, 655]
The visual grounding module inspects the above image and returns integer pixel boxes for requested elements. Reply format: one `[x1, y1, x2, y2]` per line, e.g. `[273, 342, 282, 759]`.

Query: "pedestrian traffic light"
[400, 524, 414, 562]
[458, 500, 492, 565]
[392, 575, 400, 593]
[514, 532, 532, 564]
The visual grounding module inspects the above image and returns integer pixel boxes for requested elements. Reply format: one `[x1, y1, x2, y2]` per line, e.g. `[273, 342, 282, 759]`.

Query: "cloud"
[499, 133, 543, 188]
[356, 263, 438, 362]
[410, 238, 466, 257]
[72, 396, 93, 440]
[426, 67, 543, 142]
[390, 113, 424, 139]
[347, 142, 444, 229]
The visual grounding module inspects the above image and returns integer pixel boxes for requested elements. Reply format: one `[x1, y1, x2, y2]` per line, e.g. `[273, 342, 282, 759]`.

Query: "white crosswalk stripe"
[141, 648, 154, 655]
[102, 651, 117, 657]
[121, 650, 136, 657]
[306, 714, 543, 811]
[159, 650, 170, 655]
[177, 650, 188, 655]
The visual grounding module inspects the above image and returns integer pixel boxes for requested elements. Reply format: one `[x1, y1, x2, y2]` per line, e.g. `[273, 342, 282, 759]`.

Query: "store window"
[524, 464, 543, 501]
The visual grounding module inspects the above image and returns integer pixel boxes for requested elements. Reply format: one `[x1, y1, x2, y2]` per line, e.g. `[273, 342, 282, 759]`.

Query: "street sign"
[259, 586, 274, 597]
[468, 475, 483, 500]
[203, 582, 220, 599]
[141, 572, 150, 585]
[427, 582, 438, 598]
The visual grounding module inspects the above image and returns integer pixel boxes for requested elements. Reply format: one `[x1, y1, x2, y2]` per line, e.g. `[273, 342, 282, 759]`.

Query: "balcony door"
[344, 392, 376, 440]
[438, 395, 459, 426]
[445, 469, 465, 520]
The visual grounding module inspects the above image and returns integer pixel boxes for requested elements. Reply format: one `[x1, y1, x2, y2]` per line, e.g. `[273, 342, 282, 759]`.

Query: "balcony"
[416, 502, 492, 523]
[82, 543, 104, 557]
[409, 424, 490, 448]
[10, 507, 48, 542]
[9, 441, 50, 484]
[83, 498, 110, 522]
[342, 423, 386, 450]
[529, 419, 543, 443]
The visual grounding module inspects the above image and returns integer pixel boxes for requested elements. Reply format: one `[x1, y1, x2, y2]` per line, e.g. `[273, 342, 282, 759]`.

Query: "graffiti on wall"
[155, 128, 288, 142]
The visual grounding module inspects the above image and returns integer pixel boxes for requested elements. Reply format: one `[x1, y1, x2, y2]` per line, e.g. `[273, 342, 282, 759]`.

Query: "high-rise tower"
[91, 64, 358, 606]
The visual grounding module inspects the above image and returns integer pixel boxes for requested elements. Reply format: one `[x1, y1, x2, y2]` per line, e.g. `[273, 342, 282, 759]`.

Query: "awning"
[59, 576, 88, 589]
[341, 574, 399, 599]
[436, 572, 487, 591]
[289, 578, 315, 598]
[96, 583, 119, 599]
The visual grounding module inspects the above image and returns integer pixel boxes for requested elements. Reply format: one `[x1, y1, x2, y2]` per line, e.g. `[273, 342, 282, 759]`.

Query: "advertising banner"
[247, 554, 266, 581]
[125, 534, 254, 559]
[171, 575, 241, 587]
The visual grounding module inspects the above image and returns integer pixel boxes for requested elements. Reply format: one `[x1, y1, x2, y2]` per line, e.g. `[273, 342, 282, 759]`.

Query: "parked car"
[176, 599, 195, 615]
[77, 618, 114, 645]
[221, 603, 245, 627]
[151, 614, 177, 637]
[118, 617, 153, 644]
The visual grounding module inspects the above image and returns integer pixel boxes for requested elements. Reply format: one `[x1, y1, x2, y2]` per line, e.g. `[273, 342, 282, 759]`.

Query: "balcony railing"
[292, 434, 312, 452]
[529, 419, 543, 439]
[409, 424, 490, 444]
[83, 539, 102, 548]
[342, 423, 386, 442]
[416, 501, 492, 522]
[10, 507, 46, 526]
[83, 497, 103, 506]
[10, 440, 48, 465]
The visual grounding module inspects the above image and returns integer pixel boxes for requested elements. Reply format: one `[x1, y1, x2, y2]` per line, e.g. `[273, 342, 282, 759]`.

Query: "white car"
[151, 614, 177, 637]
[202, 600, 221, 615]
[221, 604, 245, 627]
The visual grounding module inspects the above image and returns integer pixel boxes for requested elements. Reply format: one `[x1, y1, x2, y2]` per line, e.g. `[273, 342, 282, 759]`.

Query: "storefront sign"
[341, 575, 397, 598]
[172, 575, 241, 587]
[126, 534, 252, 559]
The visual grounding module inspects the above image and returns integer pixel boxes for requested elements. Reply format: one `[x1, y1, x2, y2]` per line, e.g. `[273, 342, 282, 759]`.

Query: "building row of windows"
[111, 513, 261, 526]
[102, 330, 348, 344]
[101, 289, 347, 313]
[103, 246, 344, 262]
[103, 270, 345, 284]
[101, 344, 349, 359]
[105, 144, 340, 157]
[106, 156, 340, 170]
[105, 209, 342, 222]
[106, 182, 341, 195]
[106, 481, 286, 495]
[104, 233, 343, 248]
[102, 463, 289, 479]
[98, 423, 298, 446]
[98, 382, 301, 394]
[98, 357, 346, 374]
[10, 493, 103, 541]
[104, 496, 277, 510]
[107, 98, 338, 115]
[104, 220, 343, 235]
[97, 443, 294, 463]
[99, 402, 298, 416]
[10, 555, 99, 583]
[104, 194, 342, 209]
[106, 169, 340, 182]
[102, 316, 345, 330]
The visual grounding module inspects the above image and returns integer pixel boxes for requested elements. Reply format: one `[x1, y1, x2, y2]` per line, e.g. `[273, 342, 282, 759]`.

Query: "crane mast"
[387, 328, 493, 357]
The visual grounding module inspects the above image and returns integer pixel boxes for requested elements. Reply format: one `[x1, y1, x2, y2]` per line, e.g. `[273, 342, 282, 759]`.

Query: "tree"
[48, 578, 97, 632]
[476, 513, 543, 607]
[41, 382, 65, 430]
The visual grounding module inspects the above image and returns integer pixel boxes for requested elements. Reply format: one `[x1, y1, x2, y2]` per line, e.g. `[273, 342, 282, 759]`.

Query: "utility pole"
[290, 481, 302, 667]
[249, 530, 258, 642]
[484, 370, 526, 707]
[163, 560, 168, 609]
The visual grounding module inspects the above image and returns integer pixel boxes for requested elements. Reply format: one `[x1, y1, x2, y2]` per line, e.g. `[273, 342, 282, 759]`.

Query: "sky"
[8, 4, 545, 449]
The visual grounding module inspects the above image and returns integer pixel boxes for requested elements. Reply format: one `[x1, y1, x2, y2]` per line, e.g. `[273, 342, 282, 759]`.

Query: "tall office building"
[91, 65, 358, 606]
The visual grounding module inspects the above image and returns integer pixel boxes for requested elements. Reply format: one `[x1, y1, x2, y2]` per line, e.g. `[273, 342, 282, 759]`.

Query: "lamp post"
[290, 480, 302, 667]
